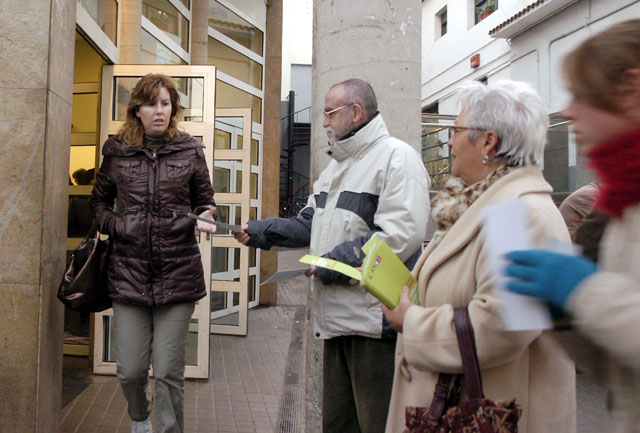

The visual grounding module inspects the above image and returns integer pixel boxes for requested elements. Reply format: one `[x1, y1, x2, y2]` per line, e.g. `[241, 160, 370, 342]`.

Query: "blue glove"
[505, 249, 597, 310]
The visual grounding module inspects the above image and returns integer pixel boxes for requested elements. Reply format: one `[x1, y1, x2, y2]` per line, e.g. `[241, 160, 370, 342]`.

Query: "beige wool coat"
[385, 166, 577, 433]
[557, 202, 640, 432]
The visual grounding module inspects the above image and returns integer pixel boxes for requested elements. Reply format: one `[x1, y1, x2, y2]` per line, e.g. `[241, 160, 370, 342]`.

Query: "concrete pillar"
[305, 1, 422, 431]
[119, 0, 142, 64]
[191, 0, 209, 65]
[0, 0, 77, 432]
[258, 0, 283, 305]
[311, 0, 422, 179]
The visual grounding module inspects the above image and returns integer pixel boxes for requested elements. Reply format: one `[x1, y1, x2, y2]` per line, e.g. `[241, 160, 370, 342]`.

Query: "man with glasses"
[233, 78, 429, 433]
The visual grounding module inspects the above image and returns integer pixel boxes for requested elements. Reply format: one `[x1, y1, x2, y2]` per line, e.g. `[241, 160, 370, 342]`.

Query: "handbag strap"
[453, 306, 484, 400]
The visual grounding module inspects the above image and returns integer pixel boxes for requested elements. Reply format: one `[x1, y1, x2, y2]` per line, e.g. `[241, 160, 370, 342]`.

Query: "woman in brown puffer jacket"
[91, 73, 216, 433]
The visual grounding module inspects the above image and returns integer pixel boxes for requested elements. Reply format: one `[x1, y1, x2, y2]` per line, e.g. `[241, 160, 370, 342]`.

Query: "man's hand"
[197, 207, 217, 234]
[305, 266, 317, 278]
[381, 286, 412, 333]
[505, 249, 597, 310]
[233, 224, 251, 245]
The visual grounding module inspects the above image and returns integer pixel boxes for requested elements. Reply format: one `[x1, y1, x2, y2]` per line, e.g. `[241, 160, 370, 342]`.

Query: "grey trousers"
[113, 301, 195, 433]
[322, 335, 397, 433]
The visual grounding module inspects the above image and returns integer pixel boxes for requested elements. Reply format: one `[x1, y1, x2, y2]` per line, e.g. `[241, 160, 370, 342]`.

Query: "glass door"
[92, 64, 216, 379]
[210, 109, 254, 335]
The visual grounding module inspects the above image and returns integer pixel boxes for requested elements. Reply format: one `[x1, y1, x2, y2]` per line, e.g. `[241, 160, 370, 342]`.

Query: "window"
[208, 0, 264, 56]
[474, 0, 497, 24]
[437, 7, 447, 37]
[142, 0, 190, 52]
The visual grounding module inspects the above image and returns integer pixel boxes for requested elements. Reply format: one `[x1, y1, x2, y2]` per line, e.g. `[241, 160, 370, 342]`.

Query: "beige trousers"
[113, 301, 195, 433]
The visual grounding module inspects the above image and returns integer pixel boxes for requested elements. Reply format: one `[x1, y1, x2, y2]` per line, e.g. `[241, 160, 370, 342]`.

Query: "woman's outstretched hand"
[197, 207, 217, 234]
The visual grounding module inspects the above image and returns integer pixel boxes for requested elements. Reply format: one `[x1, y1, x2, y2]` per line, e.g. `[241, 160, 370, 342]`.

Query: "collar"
[326, 113, 389, 162]
[102, 133, 201, 158]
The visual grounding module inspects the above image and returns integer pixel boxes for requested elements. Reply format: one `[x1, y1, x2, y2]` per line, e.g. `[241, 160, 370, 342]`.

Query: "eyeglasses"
[323, 104, 353, 120]
[427, 125, 487, 140]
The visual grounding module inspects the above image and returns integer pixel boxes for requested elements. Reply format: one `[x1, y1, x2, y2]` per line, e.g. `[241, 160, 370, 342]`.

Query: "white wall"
[281, 0, 313, 99]
[506, 0, 640, 113]
[421, 0, 535, 113]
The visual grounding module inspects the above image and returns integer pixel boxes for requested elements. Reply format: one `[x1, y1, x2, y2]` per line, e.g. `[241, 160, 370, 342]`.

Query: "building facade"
[420, 0, 640, 195]
[0, 0, 283, 430]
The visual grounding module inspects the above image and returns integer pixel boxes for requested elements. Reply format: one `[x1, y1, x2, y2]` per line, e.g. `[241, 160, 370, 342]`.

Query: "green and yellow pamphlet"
[299, 236, 420, 309]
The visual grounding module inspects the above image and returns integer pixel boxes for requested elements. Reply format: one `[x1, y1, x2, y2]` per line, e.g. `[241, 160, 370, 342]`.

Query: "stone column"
[119, 0, 143, 64]
[191, 0, 209, 64]
[259, 0, 283, 305]
[0, 0, 77, 432]
[305, 1, 422, 431]
[311, 0, 422, 178]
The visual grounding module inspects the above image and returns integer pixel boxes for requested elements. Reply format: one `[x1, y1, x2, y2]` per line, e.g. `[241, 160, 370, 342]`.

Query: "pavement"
[60, 248, 609, 433]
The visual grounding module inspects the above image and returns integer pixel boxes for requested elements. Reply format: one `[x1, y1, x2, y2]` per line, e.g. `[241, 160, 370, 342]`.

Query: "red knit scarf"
[588, 127, 640, 218]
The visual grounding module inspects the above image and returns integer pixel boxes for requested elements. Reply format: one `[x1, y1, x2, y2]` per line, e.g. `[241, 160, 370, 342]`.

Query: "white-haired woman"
[383, 80, 576, 433]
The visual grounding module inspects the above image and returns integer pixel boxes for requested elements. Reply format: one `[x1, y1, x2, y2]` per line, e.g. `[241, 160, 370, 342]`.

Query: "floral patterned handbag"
[404, 307, 522, 433]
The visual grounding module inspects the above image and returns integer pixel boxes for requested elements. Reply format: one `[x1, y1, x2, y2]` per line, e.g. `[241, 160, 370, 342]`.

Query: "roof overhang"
[489, 0, 580, 39]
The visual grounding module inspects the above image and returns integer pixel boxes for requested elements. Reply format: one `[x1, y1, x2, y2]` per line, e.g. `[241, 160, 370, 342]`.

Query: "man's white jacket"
[247, 114, 430, 339]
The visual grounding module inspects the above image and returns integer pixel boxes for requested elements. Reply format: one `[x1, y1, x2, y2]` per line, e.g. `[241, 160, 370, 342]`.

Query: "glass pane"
[248, 275, 256, 302]
[250, 173, 258, 199]
[68, 195, 93, 238]
[140, 28, 187, 65]
[113, 76, 202, 122]
[233, 292, 239, 307]
[214, 161, 243, 193]
[208, 1, 263, 56]
[234, 205, 242, 227]
[185, 318, 198, 366]
[421, 120, 454, 189]
[179, 0, 190, 9]
[72, 93, 99, 133]
[211, 309, 239, 326]
[235, 170, 243, 194]
[236, 134, 243, 150]
[249, 247, 256, 267]
[544, 116, 571, 193]
[250, 207, 257, 220]
[216, 80, 262, 124]
[215, 129, 231, 149]
[102, 315, 116, 362]
[78, 0, 118, 45]
[214, 166, 230, 193]
[143, 0, 190, 52]
[69, 146, 97, 182]
[233, 248, 240, 271]
[211, 246, 228, 273]
[208, 37, 262, 90]
[251, 138, 259, 165]
[211, 291, 227, 312]
[213, 204, 231, 235]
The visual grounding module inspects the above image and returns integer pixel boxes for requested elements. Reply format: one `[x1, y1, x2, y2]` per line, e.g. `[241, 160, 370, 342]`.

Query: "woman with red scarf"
[505, 19, 640, 432]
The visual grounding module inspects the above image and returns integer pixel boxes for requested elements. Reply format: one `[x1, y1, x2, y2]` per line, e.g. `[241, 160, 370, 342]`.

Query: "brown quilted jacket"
[91, 133, 215, 306]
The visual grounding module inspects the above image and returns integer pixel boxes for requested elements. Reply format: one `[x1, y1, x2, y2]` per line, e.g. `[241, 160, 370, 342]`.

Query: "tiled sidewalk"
[61, 249, 309, 433]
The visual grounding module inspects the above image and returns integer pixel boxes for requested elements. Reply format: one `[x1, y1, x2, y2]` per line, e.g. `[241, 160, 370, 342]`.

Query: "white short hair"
[455, 80, 548, 166]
